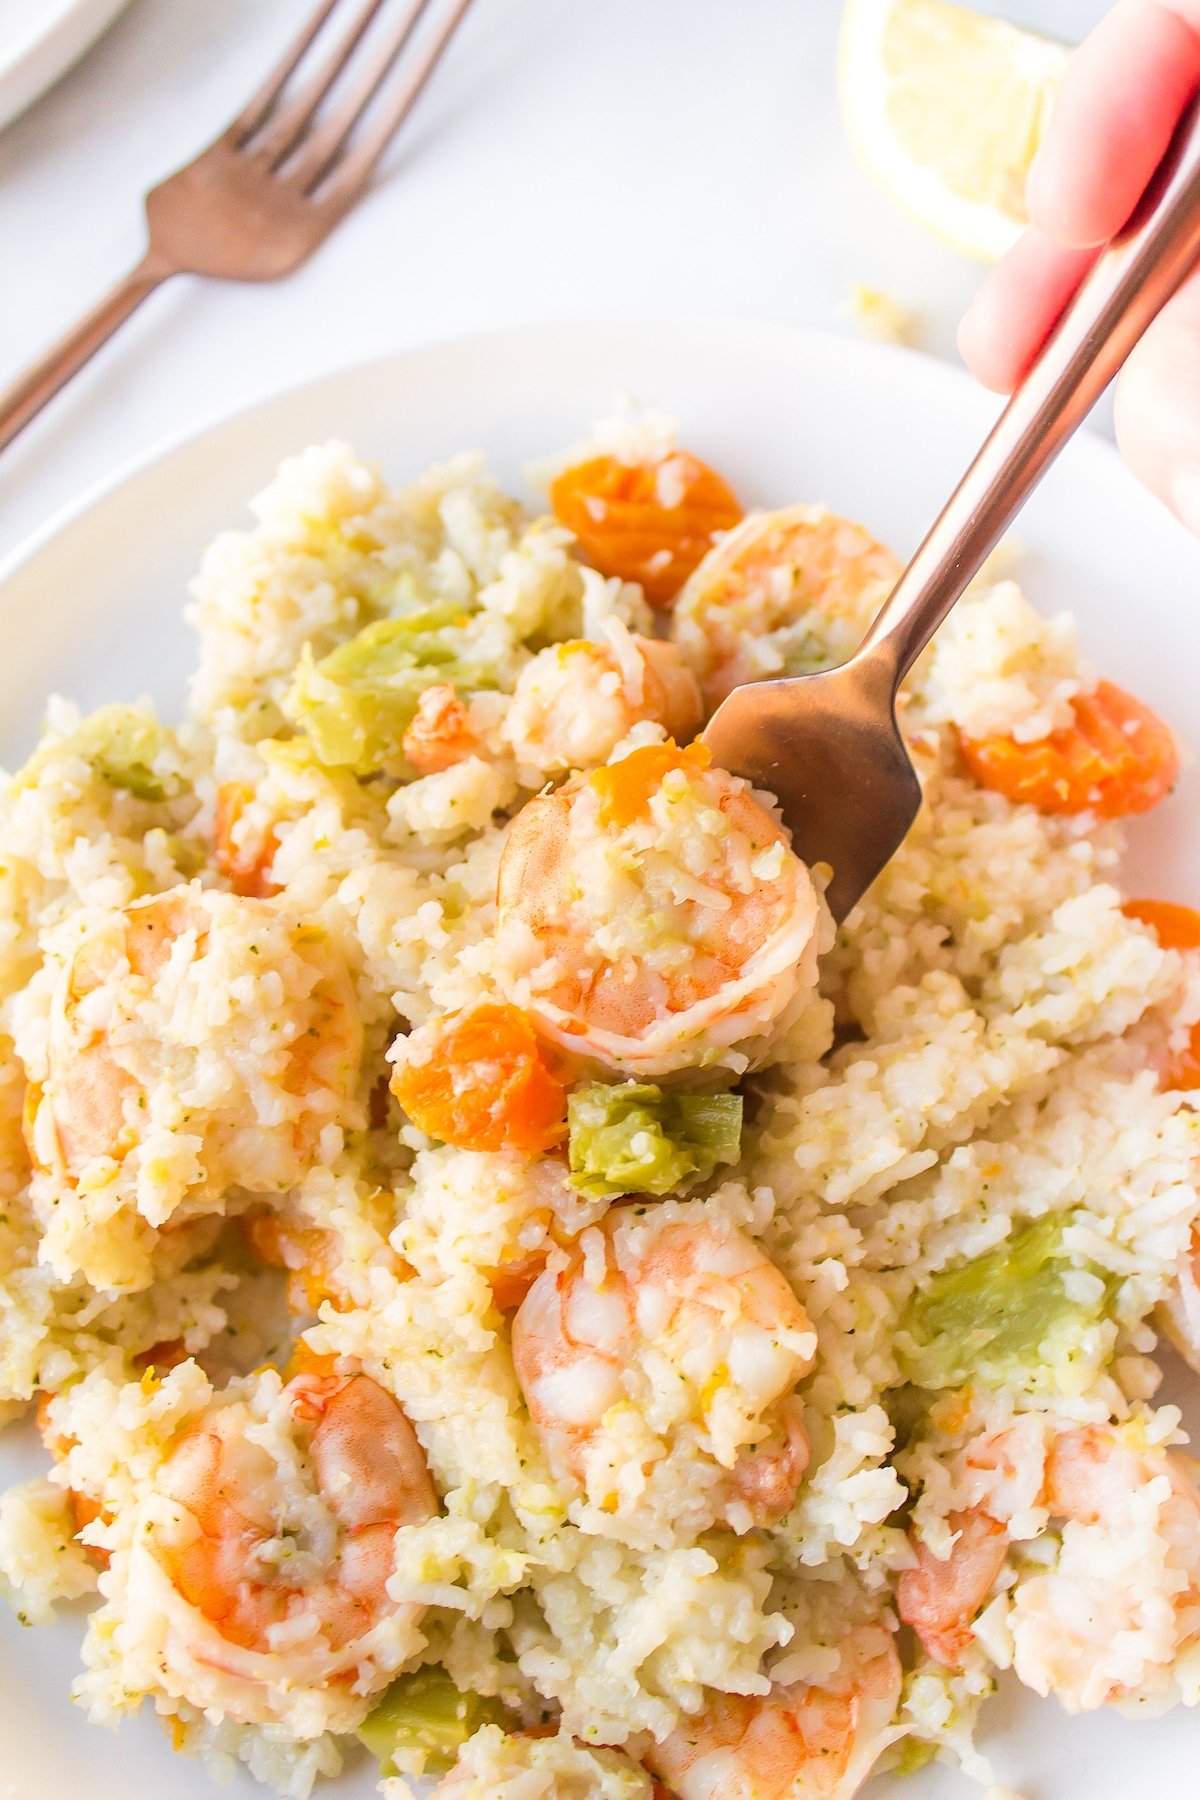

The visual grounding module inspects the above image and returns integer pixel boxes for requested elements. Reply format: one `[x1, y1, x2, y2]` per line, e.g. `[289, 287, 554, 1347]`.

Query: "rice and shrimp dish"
[1, 414, 1199, 1800]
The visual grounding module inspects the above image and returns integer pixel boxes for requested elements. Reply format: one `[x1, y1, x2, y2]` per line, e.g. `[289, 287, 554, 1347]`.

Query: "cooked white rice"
[0, 422, 1197, 1800]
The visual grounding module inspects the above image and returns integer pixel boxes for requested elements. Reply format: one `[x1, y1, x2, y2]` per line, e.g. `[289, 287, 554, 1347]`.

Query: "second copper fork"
[0, 0, 476, 454]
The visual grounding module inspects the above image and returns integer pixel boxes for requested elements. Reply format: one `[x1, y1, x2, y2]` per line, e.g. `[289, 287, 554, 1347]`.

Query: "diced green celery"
[356, 1668, 508, 1776]
[284, 605, 498, 775]
[17, 704, 184, 802]
[567, 1082, 743, 1201]
[897, 1215, 1112, 1392]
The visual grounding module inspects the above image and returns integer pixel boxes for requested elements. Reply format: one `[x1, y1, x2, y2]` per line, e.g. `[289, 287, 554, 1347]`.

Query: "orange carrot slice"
[959, 681, 1178, 818]
[550, 450, 742, 608]
[588, 740, 712, 829]
[391, 1002, 567, 1156]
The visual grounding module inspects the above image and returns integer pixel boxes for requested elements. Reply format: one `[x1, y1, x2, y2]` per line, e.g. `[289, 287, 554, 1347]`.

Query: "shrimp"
[1009, 1424, 1200, 1711]
[670, 507, 901, 709]
[21, 884, 363, 1289]
[402, 684, 484, 775]
[901, 1419, 1200, 1710]
[511, 1202, 817, 1544]
[494, 741, 822, 1078]
[133, 1365, 437, 1728]
[645, 1618, 903, 1800]
[503, 625, 702, 775]
[897, 1507, 1009, 1668]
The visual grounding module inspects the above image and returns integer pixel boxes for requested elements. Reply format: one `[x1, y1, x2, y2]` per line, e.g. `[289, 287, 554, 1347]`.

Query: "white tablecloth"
[0, 0, 1107, 565]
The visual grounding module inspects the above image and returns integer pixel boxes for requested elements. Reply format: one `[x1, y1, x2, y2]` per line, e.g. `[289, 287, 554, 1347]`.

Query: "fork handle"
[858, 91, 1200, 688]
[0, 251, 174, 456]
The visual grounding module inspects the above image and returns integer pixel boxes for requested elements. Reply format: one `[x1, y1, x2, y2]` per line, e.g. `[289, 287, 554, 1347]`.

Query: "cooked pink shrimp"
[902, 1419, 1200, 1709]
[34, 886, 361, 1181]
[671, 506, 901, 709]
[22, 885, 363, 1287]
[402, 683, 485, 774]
[1010, 1424, 1200, 1710]
[494, 741, 821, 1079]
[138, 1365, 437, 1727]
[645, 1618, 903, 1800]
[511, 1202, 816, 1542]
[897, 1507, 1009, 1668]
[503, 625, 702, 775]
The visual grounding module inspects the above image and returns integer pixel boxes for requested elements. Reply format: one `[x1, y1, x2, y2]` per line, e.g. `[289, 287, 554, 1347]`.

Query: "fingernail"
[1169, 471, 1200, 538]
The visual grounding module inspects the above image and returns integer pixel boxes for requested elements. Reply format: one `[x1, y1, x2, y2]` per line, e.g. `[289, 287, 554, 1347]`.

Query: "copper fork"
[704, 92, 1200, 922]
[0, 0, 476, 454]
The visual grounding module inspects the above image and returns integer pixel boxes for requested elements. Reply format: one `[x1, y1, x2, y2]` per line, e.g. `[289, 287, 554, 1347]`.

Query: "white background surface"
[0, 0, 1111, 567]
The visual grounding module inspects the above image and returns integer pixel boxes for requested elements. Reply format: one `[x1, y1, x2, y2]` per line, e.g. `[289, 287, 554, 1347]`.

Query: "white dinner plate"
[0, 0, 130, 133]
[0, 317, 1198, 1800]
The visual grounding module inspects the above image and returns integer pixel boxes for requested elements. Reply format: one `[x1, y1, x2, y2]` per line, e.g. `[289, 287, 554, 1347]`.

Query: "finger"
[958, 230, 1098, 392]
[1028, 0, 1200, 247]
[1114, 267, 1200, 533]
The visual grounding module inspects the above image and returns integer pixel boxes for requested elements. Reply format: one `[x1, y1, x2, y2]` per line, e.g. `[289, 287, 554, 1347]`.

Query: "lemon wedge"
[839, 0, 1070, 262]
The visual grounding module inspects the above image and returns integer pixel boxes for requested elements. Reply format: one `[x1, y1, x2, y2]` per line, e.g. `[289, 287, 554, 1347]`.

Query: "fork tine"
[227, 0, 344, 144]
[250, 0, 392, 169]
[315, 0, 476, 201]
[289, 0, 438, 193]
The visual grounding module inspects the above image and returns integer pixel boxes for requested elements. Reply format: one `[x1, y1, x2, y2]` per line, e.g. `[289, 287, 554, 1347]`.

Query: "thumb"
[1114, 267, 1200, 537]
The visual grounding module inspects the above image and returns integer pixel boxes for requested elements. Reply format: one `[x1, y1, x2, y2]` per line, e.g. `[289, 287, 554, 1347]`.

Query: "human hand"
[959, 1, 1200, 535]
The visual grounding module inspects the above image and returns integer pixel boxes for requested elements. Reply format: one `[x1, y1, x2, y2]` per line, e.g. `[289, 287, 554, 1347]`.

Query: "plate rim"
[0, 312, 1029, 591]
